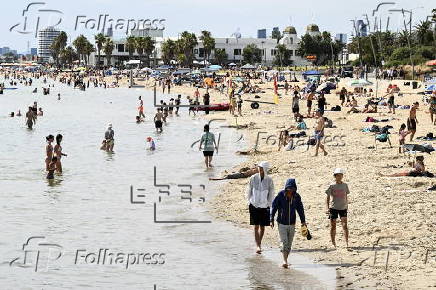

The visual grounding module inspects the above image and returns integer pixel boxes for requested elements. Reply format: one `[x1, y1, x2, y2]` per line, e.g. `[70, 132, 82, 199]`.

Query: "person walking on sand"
[199, 124, 217, 168]
[314, 110, 328, 156]
[429, 92, 436, 125]
[45, 135, 54, 171]
[271, 178, 306, 268]
[246, 161, 275, 254]
[326, 168, 350, 248]
[105, 124, 115, 152]
[54, 134, 67, 173]
[407, 102, 419, 141]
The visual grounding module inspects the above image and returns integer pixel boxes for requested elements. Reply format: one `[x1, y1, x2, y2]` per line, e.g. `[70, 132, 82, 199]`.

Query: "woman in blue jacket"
[270, 178, 306, 268]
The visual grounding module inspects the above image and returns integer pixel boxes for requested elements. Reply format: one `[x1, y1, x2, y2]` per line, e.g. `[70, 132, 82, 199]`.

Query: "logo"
[9, 236, 63, 272]
[9, 2, 63, 38]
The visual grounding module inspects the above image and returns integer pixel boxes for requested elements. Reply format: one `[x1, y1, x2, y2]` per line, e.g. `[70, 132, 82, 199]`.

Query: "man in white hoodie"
[246, 161, 275, 254]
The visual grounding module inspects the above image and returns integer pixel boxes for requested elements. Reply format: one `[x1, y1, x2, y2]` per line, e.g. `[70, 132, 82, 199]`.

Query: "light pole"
[389, 8, 416, 79]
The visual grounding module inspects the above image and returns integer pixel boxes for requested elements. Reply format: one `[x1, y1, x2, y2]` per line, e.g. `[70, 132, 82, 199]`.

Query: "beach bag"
[376, 133, 389, 142]
[366, 117, 376, 122]
[250, 102, 259, 109]
[297, 122, 307, 130]
[426, 133, 434, 139]
[307, 138, 316, 146]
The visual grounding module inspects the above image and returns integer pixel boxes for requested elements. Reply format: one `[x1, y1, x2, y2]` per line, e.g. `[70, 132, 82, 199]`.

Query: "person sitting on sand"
[379, 156, 433, 177]
[326, 168, 350, 248]
[209, 166, 258, 180]
[270, 178, 306, 268]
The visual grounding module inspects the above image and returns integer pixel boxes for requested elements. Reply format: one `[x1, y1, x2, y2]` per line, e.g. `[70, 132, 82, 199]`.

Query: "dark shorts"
[407, 118, 416, 131]
[155, 120, 163, 128]
[307, 100, 312, 108]
[329, 208, 347, 220]
[249, 204, 270, 226]
[292, 106, 299, 113]
[203, 151, 214, 157]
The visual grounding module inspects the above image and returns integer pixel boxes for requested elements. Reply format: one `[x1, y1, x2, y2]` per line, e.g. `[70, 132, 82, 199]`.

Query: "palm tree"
[199, 30, 215, 64]
[73, 35, 88, 65]
[84, 40, 95, 65]
[103, 38, 115, 67]
[50, 31, 68, 67]
[125, 36, 137, 60]
[60, 46, 77, 67]
[178, 31, 198, 66]
[161, 39, 176, 65]
[414, 21, 433, 46]
[95, 33, 106, 68]
[214, 48, 227, 66]
[136, 36, 155, 67]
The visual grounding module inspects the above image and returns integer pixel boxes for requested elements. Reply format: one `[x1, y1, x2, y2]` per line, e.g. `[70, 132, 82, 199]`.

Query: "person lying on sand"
[379, 156, 434, 177]
[209, 167, 258, 180]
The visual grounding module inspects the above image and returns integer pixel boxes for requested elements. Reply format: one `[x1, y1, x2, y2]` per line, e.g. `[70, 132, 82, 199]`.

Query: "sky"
[1, 0, 434, 53]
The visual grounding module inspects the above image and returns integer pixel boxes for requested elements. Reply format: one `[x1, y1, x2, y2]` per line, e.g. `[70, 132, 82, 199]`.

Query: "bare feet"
[256, 247, 262, 254]
[282, 263, 288, 268]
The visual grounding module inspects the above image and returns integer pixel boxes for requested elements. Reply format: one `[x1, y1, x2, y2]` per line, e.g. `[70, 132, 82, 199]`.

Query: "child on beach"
[326, 168, 350, 248]
[100, 140, 107, 150]
[398, 124, 410, 153]
[146, 137, 156, 151]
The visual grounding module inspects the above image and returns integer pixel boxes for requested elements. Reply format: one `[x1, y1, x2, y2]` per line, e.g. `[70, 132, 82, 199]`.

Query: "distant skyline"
[1, 0, 434, 53]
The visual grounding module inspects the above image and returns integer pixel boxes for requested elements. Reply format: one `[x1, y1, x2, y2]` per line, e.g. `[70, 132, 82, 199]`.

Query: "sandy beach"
[135, 75, 436, 289]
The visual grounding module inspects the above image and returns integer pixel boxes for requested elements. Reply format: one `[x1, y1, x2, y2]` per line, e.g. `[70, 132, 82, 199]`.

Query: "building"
[335, 33, 348, 44]
[91, 25, 317, 67]
[355, 20, 367, 37]
[2, 47, 10, 55]
[10, 50, 17, 55]
[306, 24, 321, 37]
[257, 29, 267, 39]
[30, 48, 38, 56]
[37, 27, 61, 63]
[130, 28, 164, 38]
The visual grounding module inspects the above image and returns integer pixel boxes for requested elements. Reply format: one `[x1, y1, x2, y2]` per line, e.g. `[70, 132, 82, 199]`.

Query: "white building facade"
[92, 26, 318, 67]
[37, 27, 61, 63]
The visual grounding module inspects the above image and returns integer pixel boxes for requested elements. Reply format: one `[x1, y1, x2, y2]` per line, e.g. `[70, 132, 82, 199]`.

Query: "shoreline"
[3, 71, 435, 289]
[139, 77, 435, 289]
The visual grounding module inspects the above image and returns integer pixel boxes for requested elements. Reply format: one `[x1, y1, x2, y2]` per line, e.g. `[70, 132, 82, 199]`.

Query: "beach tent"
[349, 79, 373, 87]
[124, 60, 141, 65]
[208, 65, 222, 70]
[228, 63, 237, 66]
[241, 64, 256, 70]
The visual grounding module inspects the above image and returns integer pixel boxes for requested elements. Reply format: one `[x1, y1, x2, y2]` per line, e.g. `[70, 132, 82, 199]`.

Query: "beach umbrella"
[241, 64, 256, 70]
[228, 63, 237, 66]
[349, 79, 373, 87]
[208, 65, 222, 70]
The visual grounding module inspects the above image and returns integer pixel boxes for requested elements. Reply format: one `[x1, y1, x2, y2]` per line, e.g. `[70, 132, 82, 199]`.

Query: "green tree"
[272, 29, 282, 43]
[161, 39, 176, 65]
[125, 36, 137, 59]
[60, 46, 77, 66]
[84, 40, 95, 65]
[103, 38, 115, 66]
[414, 21, 434, 46]
[199, 30, 215, 63]
[175, 31, 197, 66]
[214, 48, 227, 65]
[242, 44, 262, 64]
[50, 31, 67, 66]
[274, 44, 293, 66]
[95, 33, 106, 68]
[73, 35, 88, 64]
